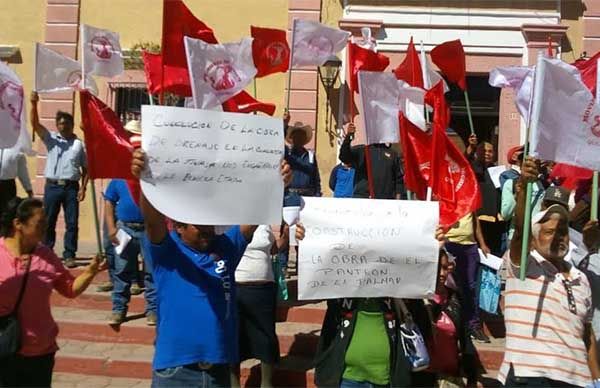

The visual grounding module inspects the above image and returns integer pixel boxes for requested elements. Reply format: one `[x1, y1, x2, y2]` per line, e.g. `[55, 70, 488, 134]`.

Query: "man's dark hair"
[55, 111, 74, 128]
[0, 197, 44, 237]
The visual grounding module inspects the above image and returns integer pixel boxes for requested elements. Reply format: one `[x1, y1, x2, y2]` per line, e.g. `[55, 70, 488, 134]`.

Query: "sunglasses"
[561, 279, 577, 315]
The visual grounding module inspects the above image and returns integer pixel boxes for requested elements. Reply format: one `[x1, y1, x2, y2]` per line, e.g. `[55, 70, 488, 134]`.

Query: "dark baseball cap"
[542, 186, 571, 209]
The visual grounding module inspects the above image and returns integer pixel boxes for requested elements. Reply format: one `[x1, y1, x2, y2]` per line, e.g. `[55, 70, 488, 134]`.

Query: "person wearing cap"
[498, 156, 600, 387]
[30, 91, 88, 268]
[499, 145, 524, 191]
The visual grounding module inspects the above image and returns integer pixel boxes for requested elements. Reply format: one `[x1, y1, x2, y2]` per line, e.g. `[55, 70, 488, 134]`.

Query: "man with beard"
[498, 156, 600, 387]
[130, 148, 291, 388]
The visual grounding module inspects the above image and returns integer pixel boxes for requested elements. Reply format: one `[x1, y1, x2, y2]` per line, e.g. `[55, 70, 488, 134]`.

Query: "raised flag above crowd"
[81, 24, 124, 78]
[290, 19, 350, 67]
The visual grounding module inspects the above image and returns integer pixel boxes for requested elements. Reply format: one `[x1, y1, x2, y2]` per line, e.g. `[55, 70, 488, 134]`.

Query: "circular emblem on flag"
[0, 80, 23, 130]
[265, 41, 288, 66]
[204, 60, 241, 91]
[307, 36, 333, 57]
[446, 157, 466, 191]
[90, 35, 113, 60]
[66, 70, 83, 88]
[591, 115, 600, 138]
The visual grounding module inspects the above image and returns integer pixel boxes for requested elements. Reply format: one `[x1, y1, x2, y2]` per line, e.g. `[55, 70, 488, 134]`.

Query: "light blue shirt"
[42, 132, 86, 181]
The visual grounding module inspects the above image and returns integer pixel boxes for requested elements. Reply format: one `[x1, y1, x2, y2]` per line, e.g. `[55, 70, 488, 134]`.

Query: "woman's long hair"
[0, 197, 44, 237]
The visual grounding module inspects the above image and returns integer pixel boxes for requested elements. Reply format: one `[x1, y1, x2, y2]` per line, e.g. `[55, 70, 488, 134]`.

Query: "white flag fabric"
[35, 43, 98, 94]
[420, 45, 449, 92]
[185, 37, 257, 110]
[358, 71, 425, 145]
[0, 62, 33, 153]
[292, 20, 350, 67]
[81, 24, 124, 77]
[529, 56, 600, 171]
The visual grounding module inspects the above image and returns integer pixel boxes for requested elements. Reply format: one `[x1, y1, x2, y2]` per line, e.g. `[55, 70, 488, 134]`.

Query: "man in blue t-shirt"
[104, 179, 156, 326]
[130, 148, 291, 387]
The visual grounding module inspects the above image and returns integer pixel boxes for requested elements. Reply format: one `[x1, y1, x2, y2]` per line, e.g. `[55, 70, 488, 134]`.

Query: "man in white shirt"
[0, 147, 33, 210]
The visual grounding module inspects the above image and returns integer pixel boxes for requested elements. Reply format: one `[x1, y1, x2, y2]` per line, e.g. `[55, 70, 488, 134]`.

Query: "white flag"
[529, 56, 600, 171]
[81, 24, 124, 78]
[420, 44, 449, 92]
[35, 43, 98, 94]
[0, 62, 33, 154]
[358, 71, 426, 145]
[185, 37, 257, 110]
[292, 19, 350, 67]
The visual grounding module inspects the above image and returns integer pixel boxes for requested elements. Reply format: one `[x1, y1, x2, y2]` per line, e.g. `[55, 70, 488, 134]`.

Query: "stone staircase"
[50, 261, 505, 387]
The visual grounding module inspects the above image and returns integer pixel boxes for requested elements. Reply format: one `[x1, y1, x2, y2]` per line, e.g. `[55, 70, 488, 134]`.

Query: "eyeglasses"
[562, 279, 577, 315]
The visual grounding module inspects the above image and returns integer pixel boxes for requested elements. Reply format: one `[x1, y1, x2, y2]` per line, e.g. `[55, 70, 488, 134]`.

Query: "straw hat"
[285, 122, 313, 145]
[124, 119, 142, 134]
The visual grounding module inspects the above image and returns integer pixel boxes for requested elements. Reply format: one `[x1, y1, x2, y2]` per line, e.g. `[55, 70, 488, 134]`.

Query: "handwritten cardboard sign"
[140, 105, 284, 225]
[298, 197, 440, 300]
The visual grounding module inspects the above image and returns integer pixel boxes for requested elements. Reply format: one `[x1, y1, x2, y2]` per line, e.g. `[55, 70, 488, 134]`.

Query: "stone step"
[52, 372, 151, 388]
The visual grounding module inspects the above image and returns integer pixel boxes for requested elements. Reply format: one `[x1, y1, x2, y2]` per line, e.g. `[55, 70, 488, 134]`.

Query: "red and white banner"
[0, 62, 32, 153]
[35, 43, 98, 94]
[184, 37, 257, 109]
[291, 19, 350, 67]
[81, 24, 124, 78]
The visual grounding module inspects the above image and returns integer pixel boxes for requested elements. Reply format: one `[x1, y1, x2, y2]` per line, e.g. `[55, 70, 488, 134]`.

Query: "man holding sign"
[130, 148, 291, 387]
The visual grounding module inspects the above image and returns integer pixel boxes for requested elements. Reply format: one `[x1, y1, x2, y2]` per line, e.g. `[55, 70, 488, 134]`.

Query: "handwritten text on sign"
[140, 105, 284, 225]
[298, 197, 440, 300]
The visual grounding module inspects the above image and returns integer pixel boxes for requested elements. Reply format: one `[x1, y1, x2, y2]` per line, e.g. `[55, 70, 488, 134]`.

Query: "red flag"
[348, 43, 390, 93]
[251, 26, 290, 78]
[221, 90, 276, 116]
[430, 40, 467, 90]
[550, 163, 593, 191]
[426, 82, 480, 227]
[79, 90, 134, 179]
[162, 0, 217, 68]
[393, 37, 423, 88]
[142, 51, 191, 96]
[399, 112, 431, 199]
[572, 51, 600, 98]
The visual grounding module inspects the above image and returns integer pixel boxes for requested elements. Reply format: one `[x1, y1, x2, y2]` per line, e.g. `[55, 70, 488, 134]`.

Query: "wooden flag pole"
[285, 19, 297, 112]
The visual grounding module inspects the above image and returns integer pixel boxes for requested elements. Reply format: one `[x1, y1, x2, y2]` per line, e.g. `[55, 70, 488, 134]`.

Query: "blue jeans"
[151, 364, 230, 388]
[340, 378, 389, 388]
[43, 181, 79, 259]
[445, 242, 481, 330]
[102, 221, 116, 284]
[112, 223, 156, 314]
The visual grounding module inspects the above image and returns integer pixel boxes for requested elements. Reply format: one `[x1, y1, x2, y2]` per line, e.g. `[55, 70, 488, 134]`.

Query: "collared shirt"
[103, 179, 144, 223]
[42, 132, 86, 181]
[498, 251, 593, 387]
[0, 238, 76, 356]
[284, 146, 321, 196]
[0, 148, 32, 191]
[147, 227, 248, 370]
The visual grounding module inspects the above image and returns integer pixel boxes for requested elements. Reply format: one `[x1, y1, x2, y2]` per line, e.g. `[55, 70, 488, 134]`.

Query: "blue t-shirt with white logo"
[148, 226, 248, 370]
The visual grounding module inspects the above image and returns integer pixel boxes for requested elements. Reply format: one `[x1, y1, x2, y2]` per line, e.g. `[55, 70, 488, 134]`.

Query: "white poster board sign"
[140, 105, 284, 225]
[298, 197, 440, 300]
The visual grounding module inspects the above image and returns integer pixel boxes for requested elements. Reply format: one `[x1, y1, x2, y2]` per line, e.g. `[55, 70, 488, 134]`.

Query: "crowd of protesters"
[1, 91, 599, 388]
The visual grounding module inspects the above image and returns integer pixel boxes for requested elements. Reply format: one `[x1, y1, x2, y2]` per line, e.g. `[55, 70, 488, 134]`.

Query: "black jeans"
[0, 352, 55, 387]
[44, 181, 79, 259]
[504, 365, 574, 387]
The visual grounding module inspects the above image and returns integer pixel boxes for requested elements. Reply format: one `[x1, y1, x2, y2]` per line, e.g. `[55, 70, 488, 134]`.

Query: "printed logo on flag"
[204, 60, 242, 92]
[0, 80, 23, 130]
[90, 35, 113, 60]
[446, 157, 466, 191]
[265, 42, 288, 66]
[66, 70, 83, 88]
[305, 36, 334, 57]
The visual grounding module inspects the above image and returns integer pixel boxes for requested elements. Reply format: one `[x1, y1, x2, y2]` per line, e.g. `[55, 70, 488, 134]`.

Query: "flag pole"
[253, 78, 257, 98]
[285, 18, 297, 112]
[519, 52, 546, 280]
[592, 57, 600, 221]
[419, 41, 430, 124]
[89, 179, 104, 255]
[80, 25, 85, 91]
[463, 89, 475, 136]
[160, 0, 166, 105]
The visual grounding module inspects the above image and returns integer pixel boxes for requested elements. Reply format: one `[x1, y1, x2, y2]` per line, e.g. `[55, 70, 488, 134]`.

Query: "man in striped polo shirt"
[499, 156, 600, 387]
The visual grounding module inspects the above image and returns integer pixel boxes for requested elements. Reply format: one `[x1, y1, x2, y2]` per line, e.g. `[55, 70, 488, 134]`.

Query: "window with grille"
[107, 82, 185, 123]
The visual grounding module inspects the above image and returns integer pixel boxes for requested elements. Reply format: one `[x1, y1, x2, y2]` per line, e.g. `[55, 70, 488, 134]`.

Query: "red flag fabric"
[221, 90, 276, 116]
[251, 26, 290, 78]
[162, 0, 217, 68]
[572, 51, 600, 98]
[426, 82, 480, 227]
[142, 51, 191, 96]
[79, 90, 134, 179]
[550, 163, 593, 191]
[393, 37, 423, 88]
[430, 40, 467, 90]
[399, 112, 431, 199]
[348, 43, 390, 93]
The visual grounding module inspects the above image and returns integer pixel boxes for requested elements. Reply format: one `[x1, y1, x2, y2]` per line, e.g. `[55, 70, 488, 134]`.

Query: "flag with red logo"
[348, 43, 390, 93]
[572, 51, 600, 98]
[430, 40, 467, 90]
[530, 56, 600, 171]
[222, 90, 276, 116]
[426, 82, 480, 227]
[184, 36, 257, 109]
[0, 62, 30, 152]
[162, 0, 217, 68]
[79, 90, 134, 179]
[291, 19, 350, 67]
[251, 26, 290, 78]
[142, 51, 192, 96]
[393, 37, 423, 88]
[35, 43, 98, 95]
[399, 112, 431, 200]
[81, 24, 124, 78]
